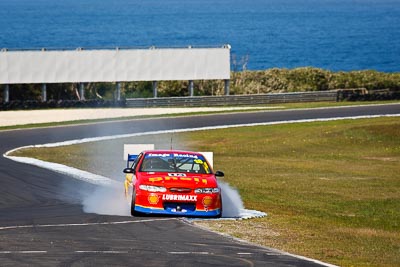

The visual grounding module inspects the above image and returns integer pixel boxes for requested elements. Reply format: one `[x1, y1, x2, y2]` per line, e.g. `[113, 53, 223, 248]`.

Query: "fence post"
[115, 82, 121, 101]
[152, 81, 158, 98]
[3, 84, 9, 103]
[42, 84, 47, 102]
[79, 83, 85, 100]
[188, 80, 194, 97]
[224, 79, 230, 95]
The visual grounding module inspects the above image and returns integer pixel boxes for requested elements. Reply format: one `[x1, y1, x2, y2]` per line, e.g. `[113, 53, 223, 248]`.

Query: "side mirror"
[123, 168, 135, 174]
[215, 171, 224, 177]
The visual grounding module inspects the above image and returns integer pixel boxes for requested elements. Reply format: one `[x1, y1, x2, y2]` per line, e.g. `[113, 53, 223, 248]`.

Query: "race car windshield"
[140, 153, 211, 174]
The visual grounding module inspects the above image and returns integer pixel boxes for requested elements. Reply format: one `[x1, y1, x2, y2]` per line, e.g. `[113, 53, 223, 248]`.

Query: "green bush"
[227, 68, 400, 95]
[123, 81, 153, 98]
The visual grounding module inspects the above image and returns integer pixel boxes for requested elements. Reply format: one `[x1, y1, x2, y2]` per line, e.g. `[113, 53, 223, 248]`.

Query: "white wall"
[0, 47, 230, 84]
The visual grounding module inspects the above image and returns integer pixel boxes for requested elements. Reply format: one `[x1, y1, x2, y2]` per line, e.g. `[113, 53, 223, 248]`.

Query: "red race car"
[123, 150, 223, 217]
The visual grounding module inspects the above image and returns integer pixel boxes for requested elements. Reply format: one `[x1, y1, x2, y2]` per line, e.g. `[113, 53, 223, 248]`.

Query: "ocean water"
[0, 0, 399, 72]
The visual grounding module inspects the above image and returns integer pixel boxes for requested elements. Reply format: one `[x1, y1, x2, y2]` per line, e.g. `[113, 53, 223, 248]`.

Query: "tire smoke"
[219, 181, 244, 218]
[77, 180, 256, 219]
[79, 182, 131, 217]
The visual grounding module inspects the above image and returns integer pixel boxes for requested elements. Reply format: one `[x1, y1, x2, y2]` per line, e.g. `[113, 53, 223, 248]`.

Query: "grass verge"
[10, 117, 400, 267]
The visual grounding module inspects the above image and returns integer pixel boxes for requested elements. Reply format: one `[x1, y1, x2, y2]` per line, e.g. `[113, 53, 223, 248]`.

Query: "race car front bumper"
[134, 191, 222, 217]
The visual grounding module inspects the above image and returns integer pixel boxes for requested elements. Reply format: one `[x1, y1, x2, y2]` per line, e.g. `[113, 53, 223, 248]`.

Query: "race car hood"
[138, 172, 218, 189]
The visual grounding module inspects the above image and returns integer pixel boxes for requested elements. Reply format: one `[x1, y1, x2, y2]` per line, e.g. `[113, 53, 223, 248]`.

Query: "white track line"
[75, 251, 129, 254]
[4, 114, 400, 186]
[6, 114, 400, 152]
[0, 218, 174, 231]
[0, 251, 47, 254]
[0, 251, 130, 254]
[168, 252, 211, 255]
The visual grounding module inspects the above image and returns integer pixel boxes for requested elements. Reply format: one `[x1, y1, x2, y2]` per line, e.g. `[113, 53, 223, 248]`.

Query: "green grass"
[10, 117, 400, 267]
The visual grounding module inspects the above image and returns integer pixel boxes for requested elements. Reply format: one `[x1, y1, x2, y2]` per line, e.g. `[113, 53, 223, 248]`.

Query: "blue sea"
[0, 0, 399, 72]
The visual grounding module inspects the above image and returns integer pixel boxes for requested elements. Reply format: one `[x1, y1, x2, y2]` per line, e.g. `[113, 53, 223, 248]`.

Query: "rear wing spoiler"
[124, 144, 155, 168]
[126, 154, 138, 167]
[128, 154, 138, 161]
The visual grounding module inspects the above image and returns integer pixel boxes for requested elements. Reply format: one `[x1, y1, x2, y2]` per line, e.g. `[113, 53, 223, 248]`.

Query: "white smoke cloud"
[219, 181, 266, 219]
[220, 181, 244, 218]
[81, 183, 131, 216]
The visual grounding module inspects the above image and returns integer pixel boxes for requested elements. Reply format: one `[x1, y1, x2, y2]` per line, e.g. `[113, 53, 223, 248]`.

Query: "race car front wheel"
[130, 189, 140, 216]
[215, 196, 223, 218]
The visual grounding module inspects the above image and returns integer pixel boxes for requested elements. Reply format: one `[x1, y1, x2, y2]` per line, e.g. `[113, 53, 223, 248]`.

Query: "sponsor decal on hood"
[162, 194, 197, 202]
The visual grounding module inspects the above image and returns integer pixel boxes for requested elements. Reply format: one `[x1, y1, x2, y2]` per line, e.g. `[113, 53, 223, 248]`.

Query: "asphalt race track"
[1, 104, 399, 266]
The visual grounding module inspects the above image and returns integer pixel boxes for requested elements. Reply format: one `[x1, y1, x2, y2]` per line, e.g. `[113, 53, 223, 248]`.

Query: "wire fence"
[126, 91, 339, 107]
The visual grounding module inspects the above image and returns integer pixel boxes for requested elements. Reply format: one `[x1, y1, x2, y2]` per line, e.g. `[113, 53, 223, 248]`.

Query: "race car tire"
[215, 196, 223, 218]
[130, 189, 140, 216]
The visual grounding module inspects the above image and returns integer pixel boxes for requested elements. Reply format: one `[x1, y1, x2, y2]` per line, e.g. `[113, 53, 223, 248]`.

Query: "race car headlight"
[139, 185, 167, 192]
[195, 188, 220, 194]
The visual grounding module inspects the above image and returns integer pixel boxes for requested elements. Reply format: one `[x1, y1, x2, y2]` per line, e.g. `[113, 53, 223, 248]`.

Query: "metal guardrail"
[126, 91, 338, 108]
